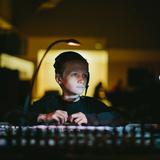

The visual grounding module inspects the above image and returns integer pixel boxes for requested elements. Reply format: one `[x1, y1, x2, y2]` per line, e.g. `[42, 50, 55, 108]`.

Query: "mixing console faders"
[0, 123, 160, 159]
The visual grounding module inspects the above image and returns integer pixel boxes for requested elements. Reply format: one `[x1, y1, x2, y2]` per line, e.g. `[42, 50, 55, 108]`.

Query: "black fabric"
[29, 94, 124, 125]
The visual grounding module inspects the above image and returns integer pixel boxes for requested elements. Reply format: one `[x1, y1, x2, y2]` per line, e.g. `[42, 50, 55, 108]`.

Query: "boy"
[30, 51, 123, 125]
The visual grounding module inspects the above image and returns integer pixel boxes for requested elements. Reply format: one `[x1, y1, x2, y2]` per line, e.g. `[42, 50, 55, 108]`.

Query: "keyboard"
[0, 123, 160, 159]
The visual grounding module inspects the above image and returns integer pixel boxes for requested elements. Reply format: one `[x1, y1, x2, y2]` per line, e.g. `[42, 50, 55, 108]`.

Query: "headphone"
[85, 72, 90, 96]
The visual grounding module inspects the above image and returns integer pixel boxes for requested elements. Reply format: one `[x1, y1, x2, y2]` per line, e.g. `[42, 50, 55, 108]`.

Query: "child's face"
[60, 60, 88, 96]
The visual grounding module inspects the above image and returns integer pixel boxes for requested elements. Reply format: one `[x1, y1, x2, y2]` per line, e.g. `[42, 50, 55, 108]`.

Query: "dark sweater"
[29, 94, 123, 125]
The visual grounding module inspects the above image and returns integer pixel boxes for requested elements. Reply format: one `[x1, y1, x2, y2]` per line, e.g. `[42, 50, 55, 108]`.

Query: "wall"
[108, 49, 160, 90]
[27, 36, 160, 96]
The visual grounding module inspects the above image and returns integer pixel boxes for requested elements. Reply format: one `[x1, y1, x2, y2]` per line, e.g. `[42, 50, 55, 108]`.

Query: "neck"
[62, 94, 80, 102]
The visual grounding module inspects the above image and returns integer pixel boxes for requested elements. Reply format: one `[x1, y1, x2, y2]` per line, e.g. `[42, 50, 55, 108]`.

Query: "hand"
[69, 112, 88, 125]
[37, 110, 68, 125]
[37, 114, 47, 122]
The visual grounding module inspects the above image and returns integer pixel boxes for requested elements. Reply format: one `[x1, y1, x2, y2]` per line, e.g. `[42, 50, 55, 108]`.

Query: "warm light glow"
[36, 50, 108, 99]
[0, 18, 13, 30]
[65, 39, 80, 46]
[0, 53, 34, 80]
[67, 42, 80, 46]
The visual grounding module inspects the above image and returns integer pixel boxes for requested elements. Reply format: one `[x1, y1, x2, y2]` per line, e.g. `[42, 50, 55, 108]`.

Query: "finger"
[58, 115, 66, 124]
[73, 117, 81, 123]
[56, 110, 68, 117]
[74, 117, 87, 124]
[69, 113, 79, 122]
[56, 111, 68, 122]
[62, 111, 68, 122]
[37, 114, 46, 122]
[45, 113, 59, 122]
[56, 113, 67, 124]
[69, 115, 75, 123]
[47, 116, 60, 124]
[46, 112, 65, 124]
[61, 112, 68, 122]
[48, 111, 65, 124]
[77, 118, 87, 125]
[79, 120, 87, 125]
[72, 117, 83, 125]
[74, 116, 87, 125]
[77, 120, 83, 126]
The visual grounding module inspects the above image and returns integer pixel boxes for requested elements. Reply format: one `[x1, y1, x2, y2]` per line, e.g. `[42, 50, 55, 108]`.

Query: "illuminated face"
[60, 60, 89, 96]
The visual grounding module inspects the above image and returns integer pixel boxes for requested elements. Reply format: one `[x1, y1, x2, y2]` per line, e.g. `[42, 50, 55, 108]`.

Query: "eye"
[71, 72, 78, 76]
[83, 73, 88, 79]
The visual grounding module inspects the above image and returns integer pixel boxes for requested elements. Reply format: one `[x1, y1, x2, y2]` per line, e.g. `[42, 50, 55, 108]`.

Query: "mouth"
[76, 86, 85, 89]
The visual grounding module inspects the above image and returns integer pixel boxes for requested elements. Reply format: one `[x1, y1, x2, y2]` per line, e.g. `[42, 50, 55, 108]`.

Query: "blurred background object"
[93, 82, 112, 107]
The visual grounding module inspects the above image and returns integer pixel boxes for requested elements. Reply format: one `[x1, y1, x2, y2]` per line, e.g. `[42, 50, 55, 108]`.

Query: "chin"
[77, 91, 84, 95]
[72, 91, 83, 95]
[69, 88, 85, 95]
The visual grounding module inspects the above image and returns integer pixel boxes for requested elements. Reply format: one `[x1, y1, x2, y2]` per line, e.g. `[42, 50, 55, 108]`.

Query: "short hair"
[53, 51, 88, 74]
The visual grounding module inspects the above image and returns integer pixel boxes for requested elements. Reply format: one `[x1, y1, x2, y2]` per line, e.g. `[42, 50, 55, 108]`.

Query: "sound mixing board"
[0, 123, 160, 160]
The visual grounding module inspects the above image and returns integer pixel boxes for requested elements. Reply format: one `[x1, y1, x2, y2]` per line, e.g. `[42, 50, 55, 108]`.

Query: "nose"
[77, 74, 85, 84]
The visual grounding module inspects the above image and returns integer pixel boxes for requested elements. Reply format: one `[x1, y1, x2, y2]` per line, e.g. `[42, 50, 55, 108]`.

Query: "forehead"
[64, 60, 88, 72]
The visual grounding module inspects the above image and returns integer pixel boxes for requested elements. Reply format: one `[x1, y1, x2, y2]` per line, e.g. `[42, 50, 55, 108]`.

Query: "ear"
[55, 74, 63, 85]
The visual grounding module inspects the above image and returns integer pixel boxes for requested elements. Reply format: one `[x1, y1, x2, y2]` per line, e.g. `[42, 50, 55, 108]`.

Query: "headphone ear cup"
[85, 72, 90, 95]
[87, 72, 90, 86]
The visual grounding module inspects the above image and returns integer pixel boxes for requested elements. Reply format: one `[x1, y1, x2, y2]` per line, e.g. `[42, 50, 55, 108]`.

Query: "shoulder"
[80, 96, 110, 111]
[81, 96, 98, 101]
[32, 93, 60, 107]
[81, 96, 106, 105]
